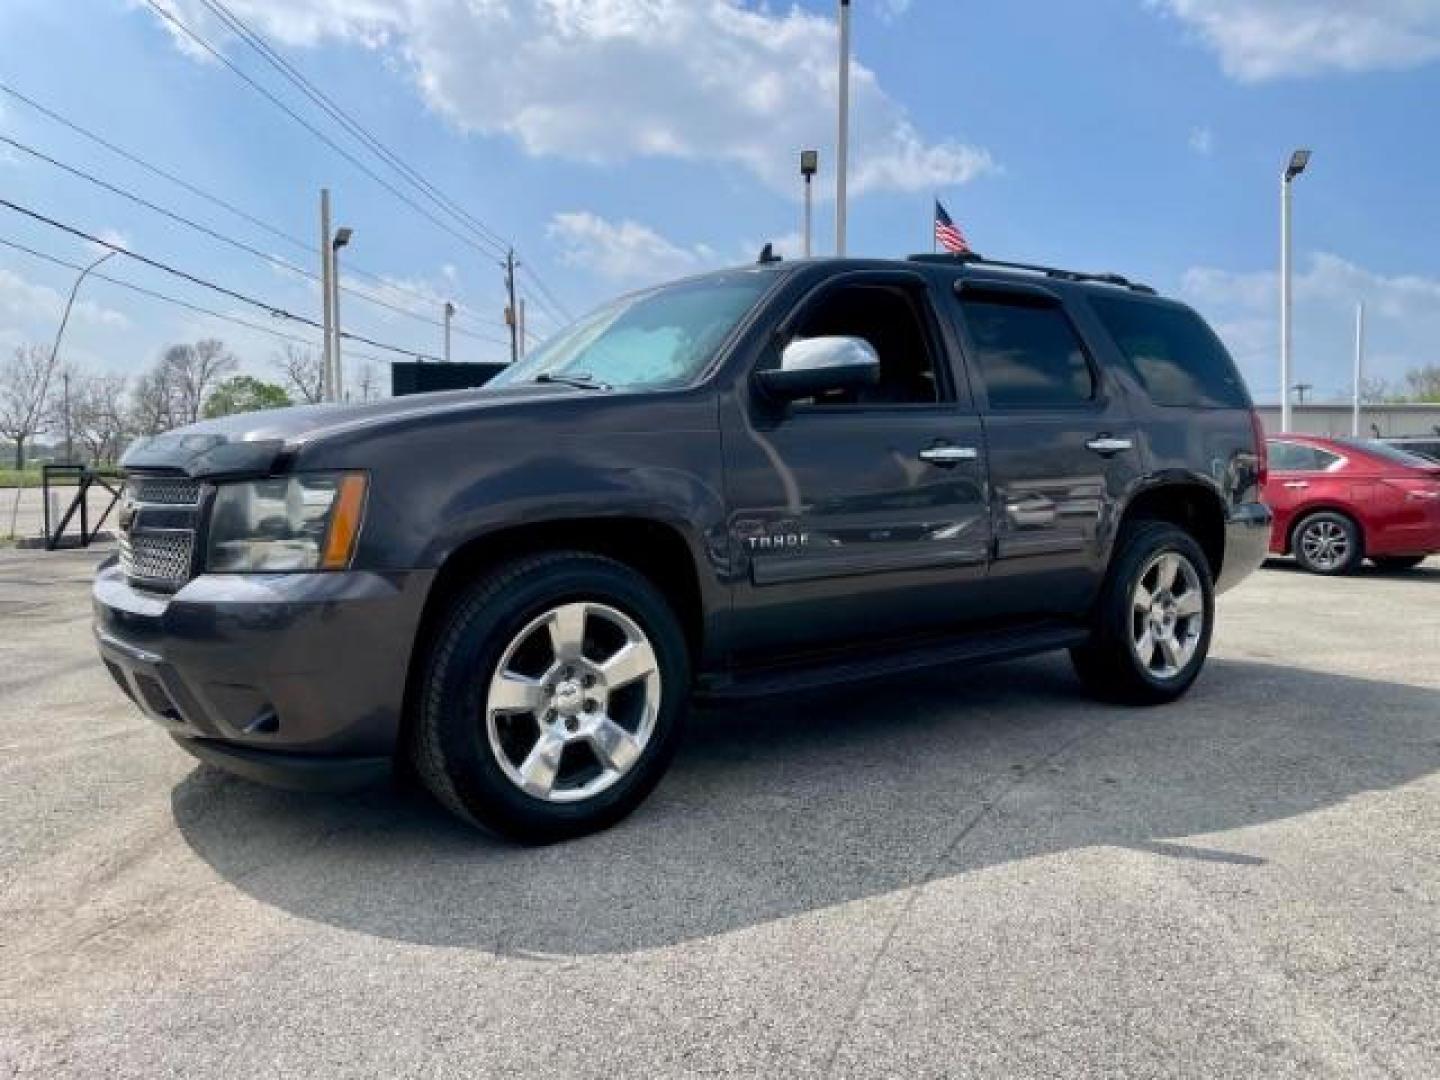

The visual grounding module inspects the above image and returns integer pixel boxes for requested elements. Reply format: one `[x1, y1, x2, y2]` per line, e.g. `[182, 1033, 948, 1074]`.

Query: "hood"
[120, 382, 574, 478]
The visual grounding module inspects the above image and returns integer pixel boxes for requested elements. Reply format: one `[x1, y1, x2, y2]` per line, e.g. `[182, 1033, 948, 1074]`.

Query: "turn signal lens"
[320, 473, 369, 569]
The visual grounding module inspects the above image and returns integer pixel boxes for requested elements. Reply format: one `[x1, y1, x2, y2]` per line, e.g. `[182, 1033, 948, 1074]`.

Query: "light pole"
[1280, 148, 1310, 433]
[835, 0, 851, 256]
[443, 301, 455, 363]
[330, 225, 352, 402]
[1351, 301, 1365, 437]
[800, 150, 818, 257]
[319, 189, 333, 401]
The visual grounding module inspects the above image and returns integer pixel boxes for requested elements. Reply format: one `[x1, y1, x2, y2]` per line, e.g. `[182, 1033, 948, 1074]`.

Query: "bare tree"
[0, 344, 55, 470]
[273, 344, 325, 404]
[72, 372, 130, 464]
[1401, 364, 1440, 403]
[165, 339, 238, 425]
[129, 365, 178, 436]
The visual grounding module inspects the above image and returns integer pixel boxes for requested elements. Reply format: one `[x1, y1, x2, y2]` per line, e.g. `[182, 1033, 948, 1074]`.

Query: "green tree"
[202, 375, 292, 419]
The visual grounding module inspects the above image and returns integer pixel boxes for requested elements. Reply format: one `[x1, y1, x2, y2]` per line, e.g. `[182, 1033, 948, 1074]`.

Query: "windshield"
[488, 272, 773, 391]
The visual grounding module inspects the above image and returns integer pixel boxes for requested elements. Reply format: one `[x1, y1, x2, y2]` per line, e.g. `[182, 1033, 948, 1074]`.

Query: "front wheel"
[1071, 521, 1215, 705]
[413, 552, 690, 843]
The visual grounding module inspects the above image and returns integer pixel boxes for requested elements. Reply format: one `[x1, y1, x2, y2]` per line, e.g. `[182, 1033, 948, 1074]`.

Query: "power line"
[520, 263, 574, 324]
[158, 0, 574, 331]
[139, 0, 510, 265]
[0, 79, 508, 332]
[0, 232, 401, 364]
[199, 0, 513, 256]
[0, 196, 442, 360]
[0, 132, 507, 345]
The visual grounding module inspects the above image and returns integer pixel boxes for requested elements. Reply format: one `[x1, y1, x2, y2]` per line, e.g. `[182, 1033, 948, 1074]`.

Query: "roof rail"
[908, 252, 1157, 295]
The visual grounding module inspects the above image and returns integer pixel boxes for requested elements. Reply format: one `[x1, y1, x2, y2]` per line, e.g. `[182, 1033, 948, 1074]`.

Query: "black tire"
[1291, 511, 1363, 575]
[1070, 521, 1215, 705]
[413, 552, 690, 844]
[1371, 554, 1426, 572]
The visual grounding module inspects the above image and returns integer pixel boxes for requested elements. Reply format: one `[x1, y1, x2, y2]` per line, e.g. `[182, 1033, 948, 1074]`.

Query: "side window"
[787, 284, 946, 406]
[1088, 294, 1249, 408]
[957, 292, 1095, 409]
[1268, 442, 1340, 472]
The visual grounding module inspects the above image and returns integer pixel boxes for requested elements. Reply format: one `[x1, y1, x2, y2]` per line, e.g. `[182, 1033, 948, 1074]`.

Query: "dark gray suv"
[95, 254, 1271, 842]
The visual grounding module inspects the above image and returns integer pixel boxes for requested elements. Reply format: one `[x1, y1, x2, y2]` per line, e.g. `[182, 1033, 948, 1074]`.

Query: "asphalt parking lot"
[2, 546, 1437, 1078]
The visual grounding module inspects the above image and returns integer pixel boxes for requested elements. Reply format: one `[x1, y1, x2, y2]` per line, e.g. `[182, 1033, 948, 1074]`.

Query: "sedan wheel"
[1292, 512, 1362, 575]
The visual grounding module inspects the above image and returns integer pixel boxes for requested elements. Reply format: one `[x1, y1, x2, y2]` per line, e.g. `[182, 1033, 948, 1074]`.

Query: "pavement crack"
[820, 715, 1116, 1078]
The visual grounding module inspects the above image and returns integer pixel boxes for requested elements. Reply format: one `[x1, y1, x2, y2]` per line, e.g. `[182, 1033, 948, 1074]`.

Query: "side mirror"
[755, 336, 880, 404]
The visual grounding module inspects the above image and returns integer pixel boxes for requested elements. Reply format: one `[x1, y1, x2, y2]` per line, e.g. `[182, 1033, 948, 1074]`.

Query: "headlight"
[206, 472, 368, 572]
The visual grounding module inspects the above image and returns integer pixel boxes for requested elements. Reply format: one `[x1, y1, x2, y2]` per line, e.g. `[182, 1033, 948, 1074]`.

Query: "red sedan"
[1265, 435, 1440, 574]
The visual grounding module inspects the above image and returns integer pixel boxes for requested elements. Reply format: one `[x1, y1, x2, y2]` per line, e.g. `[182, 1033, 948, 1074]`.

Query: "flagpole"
[931, 196, 937, 253]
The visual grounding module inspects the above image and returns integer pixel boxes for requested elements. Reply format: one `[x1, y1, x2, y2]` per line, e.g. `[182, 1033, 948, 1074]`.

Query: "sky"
[1, 0, 1438, 404]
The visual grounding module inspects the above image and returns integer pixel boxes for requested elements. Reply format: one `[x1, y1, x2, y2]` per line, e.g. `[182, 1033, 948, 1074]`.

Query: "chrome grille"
[119, 530, 195, 585]
[125, 475, 202, 506]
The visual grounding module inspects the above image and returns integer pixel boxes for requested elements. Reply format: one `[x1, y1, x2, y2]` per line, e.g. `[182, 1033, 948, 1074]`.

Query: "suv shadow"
[171, 656, 1440, 956]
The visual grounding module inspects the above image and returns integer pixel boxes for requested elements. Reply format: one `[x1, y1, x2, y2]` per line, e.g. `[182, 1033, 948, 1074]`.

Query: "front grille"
[120, 471, 204, 589]
[119, 529, 195, 586]
[126, 475, 202, 506]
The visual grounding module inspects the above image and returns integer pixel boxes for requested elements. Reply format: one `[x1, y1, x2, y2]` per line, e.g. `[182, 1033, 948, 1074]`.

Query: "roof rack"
[908, 252, 1157, 295]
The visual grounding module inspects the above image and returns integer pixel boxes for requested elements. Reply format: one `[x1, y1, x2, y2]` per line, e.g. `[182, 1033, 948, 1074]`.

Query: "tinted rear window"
[1089, 295, 1249, 408]
[1336, 438, 1439, 468]
[958, 296, 1095, 409]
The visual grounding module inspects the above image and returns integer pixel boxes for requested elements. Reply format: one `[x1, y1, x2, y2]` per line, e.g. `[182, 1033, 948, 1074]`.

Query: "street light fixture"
[800, 149, 818, 258]
[1280, 148, 1310, 432]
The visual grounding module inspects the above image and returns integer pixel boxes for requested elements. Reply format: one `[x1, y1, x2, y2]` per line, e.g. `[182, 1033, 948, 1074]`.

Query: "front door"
[721, 272, 992, 662]
[947, 277, 1142, 617]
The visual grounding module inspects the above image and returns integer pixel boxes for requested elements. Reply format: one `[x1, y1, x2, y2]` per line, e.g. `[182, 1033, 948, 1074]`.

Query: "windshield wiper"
[532, 371, 612, 391]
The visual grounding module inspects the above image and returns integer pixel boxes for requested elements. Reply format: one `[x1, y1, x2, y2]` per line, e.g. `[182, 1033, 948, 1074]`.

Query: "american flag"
[934, 200, 970, 255]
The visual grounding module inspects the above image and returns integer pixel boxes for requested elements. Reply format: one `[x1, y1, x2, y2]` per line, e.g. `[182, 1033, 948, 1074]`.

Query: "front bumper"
[94, 558, 434, 789]
[1217, 501, 1272, 594]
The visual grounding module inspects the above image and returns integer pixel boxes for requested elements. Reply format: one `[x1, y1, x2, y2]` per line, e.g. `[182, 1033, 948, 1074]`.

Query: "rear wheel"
[1071, 521, 1214, 705]
[413, 552, 690, 843]
[1291, 511, 1362, 575]
[1371, 554, 1426, 572]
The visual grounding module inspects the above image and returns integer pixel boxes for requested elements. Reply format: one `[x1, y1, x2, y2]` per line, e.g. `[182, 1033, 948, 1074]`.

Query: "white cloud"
[1150, 0, 1440, 81]
[548, 211, 716, 283]
[0, 267, 131, 331]
[1187, 125, 1213, 155]
[1179, 253, 1440, 400]
[146, 0, 995, 195]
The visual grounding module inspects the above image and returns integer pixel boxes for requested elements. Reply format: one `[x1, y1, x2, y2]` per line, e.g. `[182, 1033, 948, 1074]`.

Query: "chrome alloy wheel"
[485, 602, 661, 803]
[1129, 551, 1204, 680]
[1299, 519, 1350, 571]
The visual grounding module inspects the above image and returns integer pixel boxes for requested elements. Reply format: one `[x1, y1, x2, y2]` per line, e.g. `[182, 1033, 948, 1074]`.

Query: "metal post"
[1352, 301, 1365, 437]
[444, 301, 454, 363]
[320, 189, 334, 402]
[803, 174, 813, 258]
[1280, 172, 1292, 433]
[835, 0, 851, 256]
[330, 251, 343, 401]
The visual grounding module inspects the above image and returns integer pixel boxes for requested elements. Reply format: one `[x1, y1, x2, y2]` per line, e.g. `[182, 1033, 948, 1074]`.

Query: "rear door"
[947, 278, 1142, 616]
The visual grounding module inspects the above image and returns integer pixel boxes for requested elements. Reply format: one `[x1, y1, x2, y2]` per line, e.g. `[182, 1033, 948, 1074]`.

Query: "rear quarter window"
[1089, 295, 1250, 408]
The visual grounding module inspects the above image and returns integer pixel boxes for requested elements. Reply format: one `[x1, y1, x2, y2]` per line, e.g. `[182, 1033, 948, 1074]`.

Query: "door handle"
[918, 444, 979, 466]
[1085, 436, 1133, 455]
[1282, 480, 1309, 489]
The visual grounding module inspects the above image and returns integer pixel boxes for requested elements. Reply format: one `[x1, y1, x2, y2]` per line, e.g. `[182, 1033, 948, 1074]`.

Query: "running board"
[696, 623, 1090, 702]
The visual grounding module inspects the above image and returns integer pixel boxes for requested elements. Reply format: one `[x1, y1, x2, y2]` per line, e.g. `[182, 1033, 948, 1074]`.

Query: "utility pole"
[503, 249, 519, 364]
[1351, 301, 1365, 437]
[444, 301, 455, 363]
[1293, 382, 1313, 406]
[320, 188, 334, 402]
[835, 0, 851, 256]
